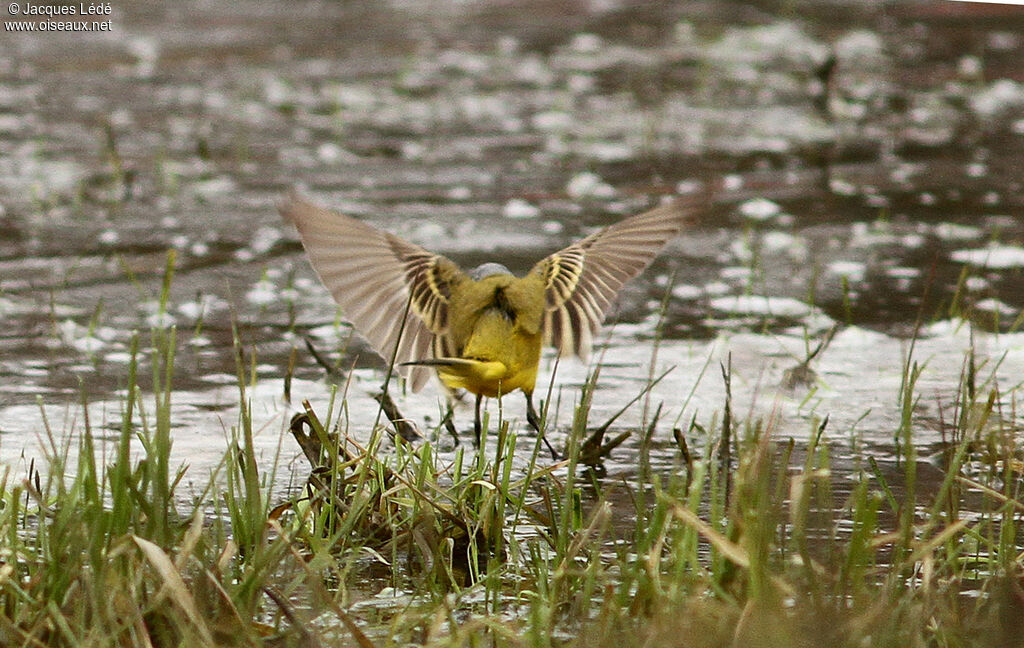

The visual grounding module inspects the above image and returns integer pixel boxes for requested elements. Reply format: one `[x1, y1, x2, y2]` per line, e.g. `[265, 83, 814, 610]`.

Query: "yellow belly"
[438, 310, 541, 398]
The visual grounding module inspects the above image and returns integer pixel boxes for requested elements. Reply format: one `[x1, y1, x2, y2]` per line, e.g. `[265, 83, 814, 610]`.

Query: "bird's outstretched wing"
[528, 200, 697, 361]
[279, 191, 466, 391]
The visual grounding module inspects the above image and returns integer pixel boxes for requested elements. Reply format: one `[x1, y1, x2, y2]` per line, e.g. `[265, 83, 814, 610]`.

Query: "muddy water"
[1, 1, 1024, 529]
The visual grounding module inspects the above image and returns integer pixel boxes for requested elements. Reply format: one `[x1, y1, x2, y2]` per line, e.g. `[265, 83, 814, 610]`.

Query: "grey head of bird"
[469, 262, 513, 281]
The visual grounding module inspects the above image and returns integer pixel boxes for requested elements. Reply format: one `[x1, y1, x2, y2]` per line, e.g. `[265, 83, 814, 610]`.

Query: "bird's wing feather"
[529, 200, 697, 362]
[279, 191, 465, 391]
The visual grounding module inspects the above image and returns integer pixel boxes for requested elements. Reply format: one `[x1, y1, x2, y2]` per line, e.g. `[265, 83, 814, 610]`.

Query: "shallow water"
[2, 1, 1024, 550]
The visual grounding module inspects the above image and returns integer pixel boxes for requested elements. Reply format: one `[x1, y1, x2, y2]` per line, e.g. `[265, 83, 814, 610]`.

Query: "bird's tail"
[401, 357, 507, 394]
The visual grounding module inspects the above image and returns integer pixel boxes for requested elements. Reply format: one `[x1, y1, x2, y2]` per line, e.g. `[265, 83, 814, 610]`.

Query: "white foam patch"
[709, 295, 815, 318]
[951, 245, 1024, 269]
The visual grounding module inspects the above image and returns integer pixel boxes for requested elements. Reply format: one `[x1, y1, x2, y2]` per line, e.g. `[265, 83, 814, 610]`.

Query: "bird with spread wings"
[280, 191, 698, 453]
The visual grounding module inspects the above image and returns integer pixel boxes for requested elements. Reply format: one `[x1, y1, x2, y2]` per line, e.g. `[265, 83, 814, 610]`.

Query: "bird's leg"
[440, 385, 464, 445]
[473, 392, 484, 446]
[526, 393, 559, 460]
[525, 394, 541, 433]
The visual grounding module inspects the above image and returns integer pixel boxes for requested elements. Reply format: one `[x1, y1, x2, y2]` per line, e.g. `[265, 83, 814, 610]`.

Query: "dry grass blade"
[671, 504, 749, 569]
[176, 509, 205, 571]
[905, 519, 970, 566]
[373, 389, 421, 442]
[132, 535, 215, 645]
[303, 336, 348, 382]
[957, 476, 1024, 512]
[201, 568, 252, 641]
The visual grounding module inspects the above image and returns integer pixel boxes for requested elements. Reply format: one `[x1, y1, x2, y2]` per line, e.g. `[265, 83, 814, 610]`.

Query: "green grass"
[3, 268, 1024, 647]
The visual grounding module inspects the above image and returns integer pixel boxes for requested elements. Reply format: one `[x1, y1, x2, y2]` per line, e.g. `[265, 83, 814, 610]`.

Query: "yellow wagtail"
[280, 191, 698, 450]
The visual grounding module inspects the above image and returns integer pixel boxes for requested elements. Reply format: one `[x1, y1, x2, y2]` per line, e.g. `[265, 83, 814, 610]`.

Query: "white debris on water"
[0, 113, 29, 134]
[200, 373, 245, 385]
[828, 178, 858, 196]
[183, 334, 213, 350]
[675, 179, 703, 195]
[579, 140, 637, 162]
[864, 193, 889, 209]
[965, 277, 989, 291]
[702, 281, 731, 296]
[306, 323, 345, 341]
[728, 238, 753, 263]
[890, 163, 922, 185]
[515, 55, 557, 87]
[738, 198, 782, 221]
[126, 36, 160, 78]
[566, 73, 594, 93]
[933, 222, 982, 241]
[761, 231, 807, 261]
[722, 175, 743, 191]
[969, 79, 1024, 118]
[317, 142, 360, 164]
[849, 222, 898, 248]
[709, 295, 816, 318]
[900, 233, 925, 249]
[835, 30, 885, 61]
[885, 267, 920, 279]
[246, 279, 279, 306]
[250, 225, 283, 255]
[720, 267, 752, 282]
[972, 299, 1017, 316]
[190, 176, 237, 199]
[671, 284, 703, 300]
[826, 261, 867, 282]
[503, 198, 541, 219]
[0, 297, 34, 319]
[965, 162, 988, 178]
[951, 245, 1024, 269]
[569, 33, 603, 54]
[57, 320, 104, 353]
[178, 294, 229, 321]
[886, 267, 920, 291]
[145, 311, 177, 329]
[566, 172, 616, 200]
[707, 22, 830, 67]
[958, 55, 983, 79]
[0, 158, 86, 201]
[533, 111, 574, 132]
[446, 186, 472, 200]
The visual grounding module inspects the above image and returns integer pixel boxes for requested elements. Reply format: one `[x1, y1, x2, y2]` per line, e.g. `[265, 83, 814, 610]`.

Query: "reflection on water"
[1, 1, 1024, 540]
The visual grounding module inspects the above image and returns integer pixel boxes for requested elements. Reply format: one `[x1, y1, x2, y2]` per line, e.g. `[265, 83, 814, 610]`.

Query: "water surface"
[2, 1, 1024, 528]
